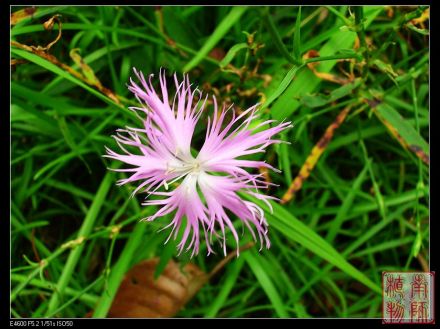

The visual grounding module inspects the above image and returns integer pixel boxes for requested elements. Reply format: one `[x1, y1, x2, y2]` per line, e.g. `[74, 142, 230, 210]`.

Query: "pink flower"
[105, 69, 291, 257]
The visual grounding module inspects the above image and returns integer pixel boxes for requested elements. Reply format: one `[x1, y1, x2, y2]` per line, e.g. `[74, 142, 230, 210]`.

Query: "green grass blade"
[244, 252, 289, 317]
[325, 162, 370, 243]
[270, 7, 382, 120]
[183, 7, 247, 72]
[293, 6, 302, 63]
[262, 64, 303, 110]
[241, 193, 381, 294]
[11, 48, 125, 111]
[45, 171, 114, 316]
[204, 257, 245, 318]
[374, 102, 429, 164]
[92, 221, 147, 318]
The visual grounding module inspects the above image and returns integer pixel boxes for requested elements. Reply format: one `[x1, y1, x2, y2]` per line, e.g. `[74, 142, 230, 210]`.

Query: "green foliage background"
[11, 6, 429, 318]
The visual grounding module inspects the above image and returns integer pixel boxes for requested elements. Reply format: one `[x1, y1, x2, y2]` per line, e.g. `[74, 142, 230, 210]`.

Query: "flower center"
[163, 158, 204, 190]
[189, 159, 201, 173]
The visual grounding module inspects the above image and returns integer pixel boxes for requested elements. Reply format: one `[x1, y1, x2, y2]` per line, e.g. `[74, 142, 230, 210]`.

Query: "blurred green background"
[11, 6, 429, 318]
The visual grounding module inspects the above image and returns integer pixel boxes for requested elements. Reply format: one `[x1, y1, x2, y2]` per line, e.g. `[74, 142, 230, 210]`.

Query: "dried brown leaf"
[10, 7, 37, 25]
[106, 243, 254, 318]
[70, 48, 103, 88]
[108, 258, 207, 318]
[281, 106, 351, 204]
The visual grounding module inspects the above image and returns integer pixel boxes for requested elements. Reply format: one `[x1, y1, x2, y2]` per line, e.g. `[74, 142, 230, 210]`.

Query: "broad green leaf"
[301, 78, 361, 108]
[262, 64, 303, 110]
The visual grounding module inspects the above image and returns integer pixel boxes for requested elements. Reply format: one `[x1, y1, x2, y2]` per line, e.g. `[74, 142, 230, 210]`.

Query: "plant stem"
[11, 248, 65, 303]
[263, 8, 301, 66]
[45, 276, 104, 318]
[354, 6, 369, 80]
[92, 221, 147, 317]
[304, 53, 361, 64]
[11, 274, 99, 306]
